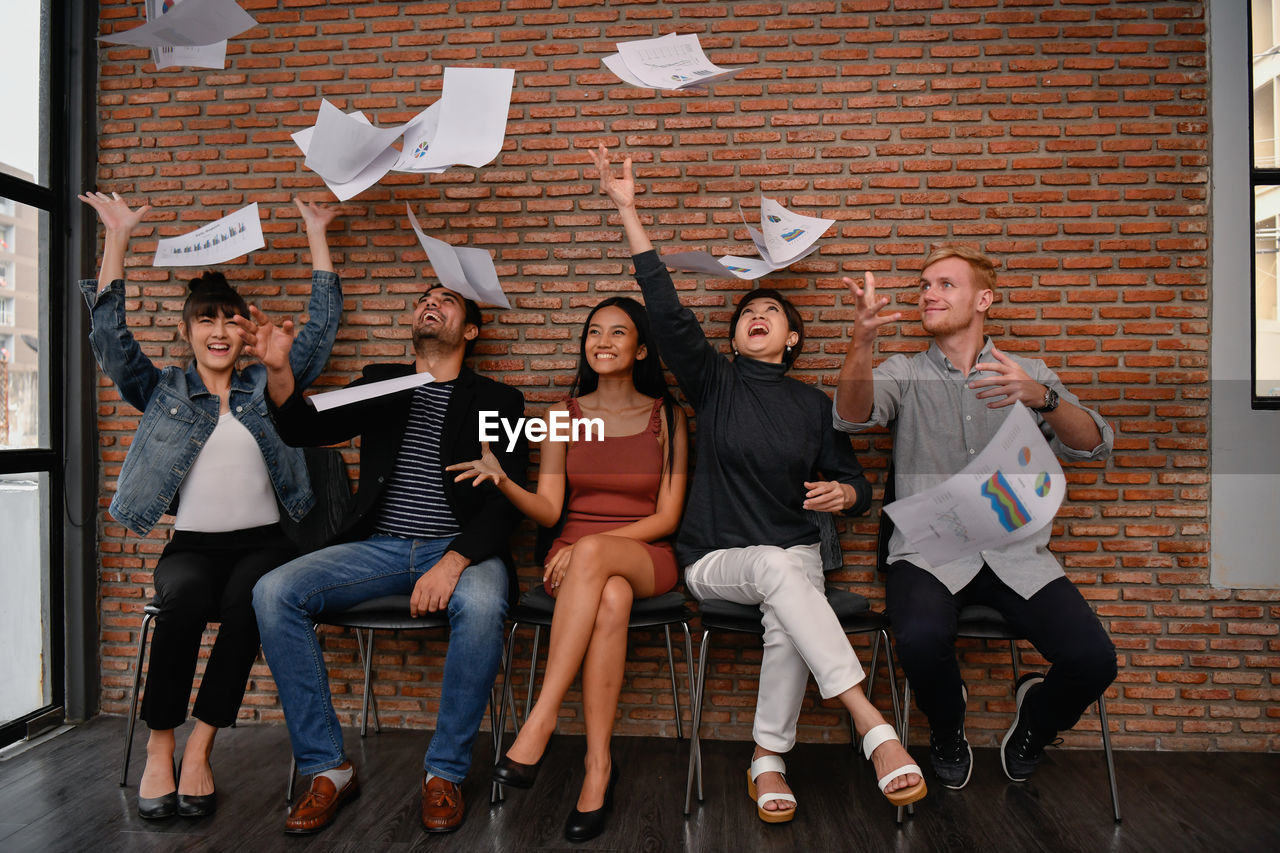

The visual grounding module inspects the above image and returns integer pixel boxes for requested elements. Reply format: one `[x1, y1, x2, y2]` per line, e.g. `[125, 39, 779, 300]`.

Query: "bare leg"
[575, 576, 632, 811]
[505, 535, 655, 765]
[837, 686, 921, 793]
[751, 743, 796, 814]
[178, 719, 218, 796]
[139, 728, 177, 798]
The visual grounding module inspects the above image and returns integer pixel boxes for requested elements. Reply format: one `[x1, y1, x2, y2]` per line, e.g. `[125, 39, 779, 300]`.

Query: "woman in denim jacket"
[79, 192, 344, 821]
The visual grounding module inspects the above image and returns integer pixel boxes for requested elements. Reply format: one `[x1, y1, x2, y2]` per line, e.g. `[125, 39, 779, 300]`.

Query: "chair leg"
[525, 625, 542, 722]
[855, 630, 883, 749]
[120, 610, 155, 787]
[1010, 639, 1021, 681]
[684, 629, 711, 816]
[663, 625, 682, 740]
[897, 677, 911, 826]
[882, 632, 902, 735]
[681, 622, 697, 785]
[1098, 698, 1121, 822]
[357, 628, 381, 737]
[491, 623, 521, 805]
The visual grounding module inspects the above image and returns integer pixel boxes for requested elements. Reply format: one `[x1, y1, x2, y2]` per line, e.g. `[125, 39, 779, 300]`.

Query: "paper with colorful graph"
[883, 403, 1066, 567]
[661, 197, 835, 280]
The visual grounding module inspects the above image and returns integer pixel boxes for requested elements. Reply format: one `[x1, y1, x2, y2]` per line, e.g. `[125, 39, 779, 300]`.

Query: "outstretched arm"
[834, 271, 901, 424]
[296, 196, 338, 274]
[78, 192, 152, 293]
[589, 143, 652, 256]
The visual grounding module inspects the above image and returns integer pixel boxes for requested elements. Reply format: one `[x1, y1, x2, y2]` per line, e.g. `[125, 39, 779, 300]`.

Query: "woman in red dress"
[449, 297, 688, 842]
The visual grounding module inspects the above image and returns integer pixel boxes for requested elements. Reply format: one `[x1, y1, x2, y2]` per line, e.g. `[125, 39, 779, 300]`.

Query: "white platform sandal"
[746, 754, 797, 824]
[862, 723, 927, 806]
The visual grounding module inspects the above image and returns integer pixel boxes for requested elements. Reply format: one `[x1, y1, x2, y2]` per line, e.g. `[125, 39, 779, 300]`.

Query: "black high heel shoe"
[563, 764, 618, 843]
[176, 760, 217, 817]
[137, 759, 178, 821]
[492, 752, 543, 789]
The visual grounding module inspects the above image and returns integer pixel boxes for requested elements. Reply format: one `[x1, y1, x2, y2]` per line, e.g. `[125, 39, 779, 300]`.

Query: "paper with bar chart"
[662, 197, 834, 279]
[151, 203, 265, 267]
[883, 403, 1066, 567]
[146, 0, 227, 70]
[605, 33, 742, 90]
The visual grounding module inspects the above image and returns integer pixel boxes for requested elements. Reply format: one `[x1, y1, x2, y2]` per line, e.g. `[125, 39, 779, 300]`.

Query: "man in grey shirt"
[833, 244, 1117, 789]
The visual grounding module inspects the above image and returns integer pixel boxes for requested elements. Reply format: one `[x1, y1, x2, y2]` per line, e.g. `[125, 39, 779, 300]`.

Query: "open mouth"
[420, 309, 444, 324]
[747, 320, 769, 338]
[207, 343, 232, 355]
[593, 352, 618, 360]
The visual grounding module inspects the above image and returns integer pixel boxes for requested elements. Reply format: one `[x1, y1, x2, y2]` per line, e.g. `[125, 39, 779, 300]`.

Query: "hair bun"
[187, 271, 234, 294]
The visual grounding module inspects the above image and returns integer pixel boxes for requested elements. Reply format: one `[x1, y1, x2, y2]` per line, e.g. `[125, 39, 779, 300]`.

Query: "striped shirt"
[373, 382, 460, 539]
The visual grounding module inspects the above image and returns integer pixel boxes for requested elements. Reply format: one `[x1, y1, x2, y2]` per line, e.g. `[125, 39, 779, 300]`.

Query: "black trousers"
[885, 561, 1117, 738]
[140, 524, 296, 731]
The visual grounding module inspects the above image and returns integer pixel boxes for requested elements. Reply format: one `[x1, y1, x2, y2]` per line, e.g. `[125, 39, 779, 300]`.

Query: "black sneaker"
[929, 683, 972, 790]
[1001, 672, 1052, 782]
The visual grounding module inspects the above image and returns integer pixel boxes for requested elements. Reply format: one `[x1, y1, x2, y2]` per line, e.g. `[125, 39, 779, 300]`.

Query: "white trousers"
[685, 542, 865, 753]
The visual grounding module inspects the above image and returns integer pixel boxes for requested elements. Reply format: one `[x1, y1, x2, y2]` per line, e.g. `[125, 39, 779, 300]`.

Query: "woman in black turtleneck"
[590, 145, 927, 823]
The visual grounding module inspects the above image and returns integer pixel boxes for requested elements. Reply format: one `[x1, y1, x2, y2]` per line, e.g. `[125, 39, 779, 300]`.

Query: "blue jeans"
[252, 535, 508, 782]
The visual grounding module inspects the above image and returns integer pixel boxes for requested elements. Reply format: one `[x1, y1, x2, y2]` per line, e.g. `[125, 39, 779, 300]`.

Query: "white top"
[174, 412, 281, 532]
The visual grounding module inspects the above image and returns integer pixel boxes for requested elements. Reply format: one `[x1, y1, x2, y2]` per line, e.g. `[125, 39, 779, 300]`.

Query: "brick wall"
[91, 1, 1277, 752]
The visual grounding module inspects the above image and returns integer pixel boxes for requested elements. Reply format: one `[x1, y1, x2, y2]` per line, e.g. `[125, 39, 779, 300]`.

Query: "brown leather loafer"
[284, 768, 360, 835]
[421, 773, 464, 833]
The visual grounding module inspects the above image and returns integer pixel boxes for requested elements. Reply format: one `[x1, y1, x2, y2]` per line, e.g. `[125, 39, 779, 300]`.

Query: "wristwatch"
[1031, 385, 1060, 413]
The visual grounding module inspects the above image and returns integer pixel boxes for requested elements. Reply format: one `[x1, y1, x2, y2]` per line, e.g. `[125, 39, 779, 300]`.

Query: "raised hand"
[590, 143, 636, 210]
[843, 271, 901, 350]
[78, 191, 151, 235]
[969, 347, 1046, 409]
[233, 304, 296, 373]
[446, 442, 508, 488]
[294, 196, 339, 232]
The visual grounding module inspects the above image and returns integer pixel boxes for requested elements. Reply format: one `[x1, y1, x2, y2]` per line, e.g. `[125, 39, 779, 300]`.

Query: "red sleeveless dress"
[544, 397, 679, 596]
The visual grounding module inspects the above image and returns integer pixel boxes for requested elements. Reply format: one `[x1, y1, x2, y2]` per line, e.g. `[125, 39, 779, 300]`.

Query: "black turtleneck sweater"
[632, 250, 872, 566]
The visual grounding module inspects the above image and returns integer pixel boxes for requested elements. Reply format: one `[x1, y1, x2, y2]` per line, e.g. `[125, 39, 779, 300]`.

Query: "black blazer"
[270, 363, 529, 579]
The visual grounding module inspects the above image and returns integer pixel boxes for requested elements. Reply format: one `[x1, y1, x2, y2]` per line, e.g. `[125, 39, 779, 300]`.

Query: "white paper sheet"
[151, 202, 265, 267]
[661, 251, 777, 280]
[883, 403, 1066, 567]
[307, 371, 437, 412]
[100, 0, 257, 48]
[609, 33, 741, 90]
[303, 100, 408, 184]
[148, 0, 226, 70]
[292, 114, 400, 202]
[394, 67, 514, 172]
[406, 204, 509, 308]
[753, 197, 834, 267]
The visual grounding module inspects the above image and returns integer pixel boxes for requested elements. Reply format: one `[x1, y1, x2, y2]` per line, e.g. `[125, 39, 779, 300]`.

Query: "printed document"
[100, 0, 257, 48]
[406, 204, 510, 308]
[608, 33, 741, 90]
[147, 0, 227, 70]
[307, 371, 437, 412]
[151, 202, 265, 267]
[662, 197, 833, 279]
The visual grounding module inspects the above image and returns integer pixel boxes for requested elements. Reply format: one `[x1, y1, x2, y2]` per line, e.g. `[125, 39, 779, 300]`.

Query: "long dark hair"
[727, 286, 805, 370]
[567, 296, 679, 478]
[182, 271, 248, 328]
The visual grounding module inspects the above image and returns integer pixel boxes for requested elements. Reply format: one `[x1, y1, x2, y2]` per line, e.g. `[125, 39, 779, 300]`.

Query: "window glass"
[0, 472, 52, 728]
[1252, 1, 1280, 403]
[0, 198, 48, 450]
[0, 2, 49, 187]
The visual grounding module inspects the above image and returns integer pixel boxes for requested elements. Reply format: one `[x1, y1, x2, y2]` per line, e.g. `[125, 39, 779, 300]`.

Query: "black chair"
[284, 594, 505, 803]
[682, 511, 902, 815]
[878, 464, 1121, 823]
[493, 530, 697, 805]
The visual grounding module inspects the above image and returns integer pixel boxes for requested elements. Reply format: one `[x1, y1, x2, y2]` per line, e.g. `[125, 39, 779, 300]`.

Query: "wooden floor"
[0, 716, 1277, 852]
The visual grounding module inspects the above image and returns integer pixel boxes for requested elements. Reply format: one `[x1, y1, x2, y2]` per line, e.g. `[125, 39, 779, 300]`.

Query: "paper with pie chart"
[883, 403, 1065, 567]
[662, 197, 835, 279]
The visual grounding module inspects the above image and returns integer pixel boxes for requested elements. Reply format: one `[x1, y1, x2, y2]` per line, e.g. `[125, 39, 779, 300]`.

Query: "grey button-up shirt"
[833, 338, 1113, 599]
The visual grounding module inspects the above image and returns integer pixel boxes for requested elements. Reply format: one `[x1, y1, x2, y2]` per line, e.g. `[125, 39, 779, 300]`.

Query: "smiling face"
[180, 310, 244, 376]
[583, 304, 647, 378]
[411, 286, 478, 355]
[732, 296, 799, 364]
[918, 256, 993, 338]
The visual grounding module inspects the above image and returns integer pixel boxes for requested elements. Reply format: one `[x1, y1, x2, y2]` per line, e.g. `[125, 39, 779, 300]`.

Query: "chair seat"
[513, 587, 692, 629]
[315, 595, 450, 631]
[956, 604, 1016, 640]
[698, 588, 880, 635]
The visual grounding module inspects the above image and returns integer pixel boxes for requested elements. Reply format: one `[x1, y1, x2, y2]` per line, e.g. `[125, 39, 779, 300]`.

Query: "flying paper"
[605, 33, 742, 90]
[307, 371, 437, 412]
[662, 197, 834, 279]
[151, 203, 264, 267]
[147, 0, 227, 70]
[291, 111, 402, 202]
[100, 0, 257, 48]
[393, 67, 515, 173]
[406, 204, 509, 309]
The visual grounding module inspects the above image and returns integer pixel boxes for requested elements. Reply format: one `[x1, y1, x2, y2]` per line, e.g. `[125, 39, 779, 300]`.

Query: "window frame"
[1249, 1, 1280, 409]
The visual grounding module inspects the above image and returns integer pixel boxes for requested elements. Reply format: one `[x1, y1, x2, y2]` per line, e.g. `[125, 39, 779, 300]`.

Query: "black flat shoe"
[177, 791, 217, 818]
[138, 791, 178, 820]
[492, 753, 542, 789]
[564, 765, 618, 843]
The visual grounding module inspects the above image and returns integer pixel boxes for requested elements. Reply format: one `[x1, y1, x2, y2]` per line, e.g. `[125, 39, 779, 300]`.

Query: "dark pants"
[141, 524, 296, 731]
[886, 562, 1117, 738]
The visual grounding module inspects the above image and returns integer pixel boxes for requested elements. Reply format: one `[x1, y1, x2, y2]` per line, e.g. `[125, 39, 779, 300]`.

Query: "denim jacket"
[80, 271, 343, 536]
